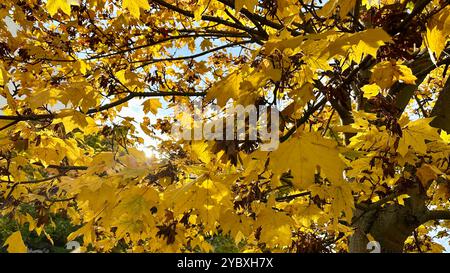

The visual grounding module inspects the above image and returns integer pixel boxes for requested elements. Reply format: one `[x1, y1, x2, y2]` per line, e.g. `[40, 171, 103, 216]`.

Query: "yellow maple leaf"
[122, 0, 150, 19]
[164, 177, 231, 229]
[361, 84, 381, 98]
[397, 64, 418, 85]
[142, 98, 162, 115]
[397, 118, 440, 157]
[371, 60, 417, 89]
[424, 6, 450, 62]
[67, 221, 95, 246]
[114, 187, 159, 224]
[235, 0, 259, 13]
[4, 231, 27, 253]
[140, 117, 153, 136]
[205, 71, 243, 107]
[2, 87, 17, 112]
[190, 141, 211, 164]
[200, 39, 213, 51]
[416, 164, 440, 188]
[219, 209, 253, 240]
[397, 194, 410, 206]
[254, 199, 294, 247]
[440, 130, 450, 143]
[351, 28, 391, 60]
[0, 66, 7, 85]
[114, 69, 127, 83]
[363, 0, 407, 8]
[193, 0, 211, 21]
[53, 110, 92, 133]
[46, 0, 79, 16]
[270, 132, 346, 188]
[76, 60, 88, 75]
[328, 28, 391, 63]
[331, 185, 354, 220]
[317, 0, 357, 18]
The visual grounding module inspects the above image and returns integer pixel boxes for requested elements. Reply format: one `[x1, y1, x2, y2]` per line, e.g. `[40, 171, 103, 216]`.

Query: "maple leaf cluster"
[0, 0, 449, 253]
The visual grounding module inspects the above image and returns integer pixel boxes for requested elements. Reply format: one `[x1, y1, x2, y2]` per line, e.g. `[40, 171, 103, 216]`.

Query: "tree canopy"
[0, 0, 450, 253]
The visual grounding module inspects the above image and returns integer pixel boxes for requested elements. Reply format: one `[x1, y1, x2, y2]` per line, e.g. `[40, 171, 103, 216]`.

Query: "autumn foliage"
[0, 0, 450, 253]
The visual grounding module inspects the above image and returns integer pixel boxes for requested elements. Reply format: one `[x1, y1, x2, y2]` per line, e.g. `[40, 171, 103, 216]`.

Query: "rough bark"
[430, 76, 450, 132]
[349, 183, 429, 253]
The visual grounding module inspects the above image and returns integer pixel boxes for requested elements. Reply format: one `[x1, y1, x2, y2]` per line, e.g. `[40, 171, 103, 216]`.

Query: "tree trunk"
[349, 52, 450, 253]
[349, 183, 428, 253]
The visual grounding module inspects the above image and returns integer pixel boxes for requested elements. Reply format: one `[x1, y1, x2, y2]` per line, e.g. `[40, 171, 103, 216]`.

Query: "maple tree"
[0, 0, 450, 253]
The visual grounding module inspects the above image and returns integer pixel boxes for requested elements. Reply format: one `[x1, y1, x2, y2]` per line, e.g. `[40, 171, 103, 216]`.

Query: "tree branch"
[134, 40, 253, 68]
[0, 92, 206, 121]
[280, 97, 327, 143]
[392, 53, 450, 117]
[423, 210, 450, 222]
[0, 175, 63, 185]
[86, 33, 249, 60]
[217, 0, 283, 30]
[276, 191, 311, 202]
[152, 0, 262, 38]
[391, 0, 432, 35]
[86, 91, 206, 114]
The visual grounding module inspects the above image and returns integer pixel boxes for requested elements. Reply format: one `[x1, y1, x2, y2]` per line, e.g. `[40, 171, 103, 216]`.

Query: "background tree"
[0, 0, 449, 253]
